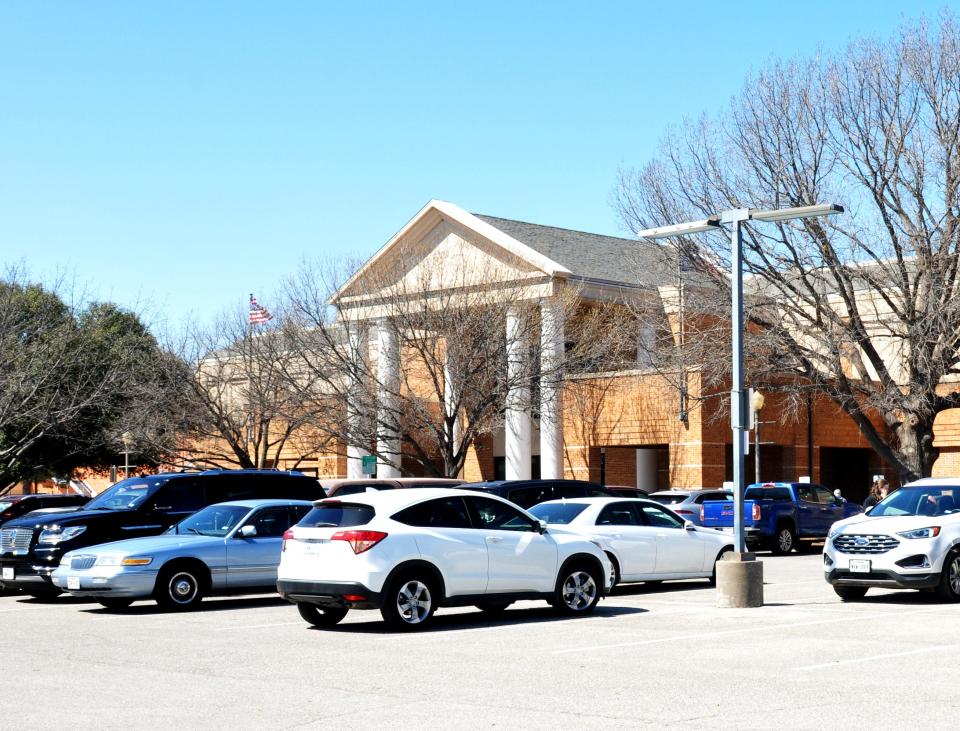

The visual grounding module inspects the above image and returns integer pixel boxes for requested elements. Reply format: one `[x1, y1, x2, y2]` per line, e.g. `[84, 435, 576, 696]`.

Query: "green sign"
[361, 455, 377, 475]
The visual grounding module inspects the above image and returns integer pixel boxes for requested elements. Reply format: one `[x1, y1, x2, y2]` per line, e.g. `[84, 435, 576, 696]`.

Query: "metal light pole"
[752, 390, 766, 483]
[638, 203, 843, 606]
[121, 431, 133, 479]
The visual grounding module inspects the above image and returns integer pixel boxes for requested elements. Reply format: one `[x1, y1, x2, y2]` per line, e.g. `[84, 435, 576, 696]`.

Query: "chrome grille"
[833, 534, 899, 554]
[0, 528, 34, 554]
[70, 556, 96, 570]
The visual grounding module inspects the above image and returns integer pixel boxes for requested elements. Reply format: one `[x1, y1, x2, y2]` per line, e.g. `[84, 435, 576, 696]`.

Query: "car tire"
[474, 601, 512, 614]
[605, 553, 620, 591]
[771, 525, 796, 555]
[709, 547, 734, 586]
[98, 598, 134, 610]
[380, 572, 437, 630]
[833, 586, 868, 601]
[553, 561, 602, 616]
[154, 565, 206, 611]
[26, 588, 62, 601]
[297, 602, 348, 627]
[937, 551, 960, 602]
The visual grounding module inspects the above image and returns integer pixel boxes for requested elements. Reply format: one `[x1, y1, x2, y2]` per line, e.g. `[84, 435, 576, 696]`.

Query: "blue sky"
[0, 1, 954, 329]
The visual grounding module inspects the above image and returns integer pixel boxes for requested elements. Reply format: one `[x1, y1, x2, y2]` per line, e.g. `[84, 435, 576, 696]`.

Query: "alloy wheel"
[950, 557, 960, 596]
[168, 572, 199, 605]
[778, 530, 792, 552]
[561, 570, 597, 612]
[396, 580, 432, 624]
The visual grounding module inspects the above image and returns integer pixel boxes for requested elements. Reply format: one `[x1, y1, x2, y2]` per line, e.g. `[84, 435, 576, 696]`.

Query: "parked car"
[529, 497, 733, 589]
[604, 485, 654, 498]
[457, 479, 607, 509]
[276, 488, 611, 630]
[647, 489, 733, 526]
[321, 477, 465, 497]
[0, 494, 89, 526]
[0, 469, 323, 598]
[51, 499, 314, 610]
[700, 482, 862, 554]
[824, 477, 960, 601]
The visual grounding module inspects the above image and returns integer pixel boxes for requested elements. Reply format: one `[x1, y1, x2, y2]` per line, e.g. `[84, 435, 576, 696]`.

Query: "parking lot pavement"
[5, 553, 960, 729]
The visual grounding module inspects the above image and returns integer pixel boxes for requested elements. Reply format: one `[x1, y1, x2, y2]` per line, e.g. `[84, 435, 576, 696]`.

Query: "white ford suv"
[277, 488, 611, 630]
[824, 478, 960, 601]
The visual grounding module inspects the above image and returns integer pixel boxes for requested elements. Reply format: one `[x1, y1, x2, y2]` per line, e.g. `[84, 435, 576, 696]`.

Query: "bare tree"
[616, 13, 960, 482]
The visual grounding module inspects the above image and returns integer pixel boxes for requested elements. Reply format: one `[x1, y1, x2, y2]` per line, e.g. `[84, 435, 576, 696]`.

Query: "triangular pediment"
[332, 200, 571, 309]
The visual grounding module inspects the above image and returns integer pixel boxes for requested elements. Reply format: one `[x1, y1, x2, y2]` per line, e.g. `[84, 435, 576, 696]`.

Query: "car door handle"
[486, 536, 504, 543]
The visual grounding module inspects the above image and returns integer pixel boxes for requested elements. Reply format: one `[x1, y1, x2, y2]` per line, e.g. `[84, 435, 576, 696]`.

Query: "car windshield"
[170, 505, 250, 537]
[528, 502, 589, 524]
[649, 493, 688, 505]
[871, 486, 960, 517]
[84, 477, 168, 511]
[0, 501, 13, 512]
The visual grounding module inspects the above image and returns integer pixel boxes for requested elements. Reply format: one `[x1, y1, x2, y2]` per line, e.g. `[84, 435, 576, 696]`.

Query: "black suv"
[0, 470, 322, 598]
[459, 479, 608, 510]
[0, 494, 90, 526]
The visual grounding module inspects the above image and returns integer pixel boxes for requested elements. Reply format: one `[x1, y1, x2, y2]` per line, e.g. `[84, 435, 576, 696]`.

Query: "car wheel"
[605, 552, 620, 591]
[380, 573, 437, 630]
[474, 601, 512, 614]
[709, 547, 734, 586]
[771, 525, 795, 555]
[553, 562, 601, 616]
[937, 552, 960, 602]
[98, 598, 134, 610]
[26, 589, 62, 601]
[154, 565, 205, 611]
[297, 602, 348, 627]
[833, 586, 868, 601]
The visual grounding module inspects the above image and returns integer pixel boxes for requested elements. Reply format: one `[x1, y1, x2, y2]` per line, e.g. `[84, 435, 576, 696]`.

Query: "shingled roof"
[473, 214, 680, 288]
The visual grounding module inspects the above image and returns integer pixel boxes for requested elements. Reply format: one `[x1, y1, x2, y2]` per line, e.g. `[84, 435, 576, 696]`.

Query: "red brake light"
[282, 529, 295, 552]
[331, 530, 387, 554]
[752, 503, 761, 521]
[700, 506, 705, 522]
[675, 509, 694, 515]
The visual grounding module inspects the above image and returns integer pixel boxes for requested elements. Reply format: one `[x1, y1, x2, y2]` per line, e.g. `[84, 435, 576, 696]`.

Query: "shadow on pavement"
[75, 594, 289, 615]
[610, 580, 710, 598]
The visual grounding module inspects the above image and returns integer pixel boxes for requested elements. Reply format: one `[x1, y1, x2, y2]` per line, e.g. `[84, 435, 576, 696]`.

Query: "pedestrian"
[863, 478, 889, 509]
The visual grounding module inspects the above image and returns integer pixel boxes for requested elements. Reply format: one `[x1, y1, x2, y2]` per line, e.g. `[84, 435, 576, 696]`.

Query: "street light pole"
[122, 431, 133, 479]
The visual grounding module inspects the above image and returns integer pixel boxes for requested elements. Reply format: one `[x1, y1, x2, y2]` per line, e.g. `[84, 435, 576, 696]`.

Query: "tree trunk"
[893, 417, 938, 484]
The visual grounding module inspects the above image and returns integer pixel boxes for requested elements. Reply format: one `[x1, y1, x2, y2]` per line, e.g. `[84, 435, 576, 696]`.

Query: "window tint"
[507, 486, 553, 509]
[151, 479, 205, 513]
[638, 504, 683, 528]
[554, 483, 589, 500]
[528, 502, 589, 525]
[467, 496, 536, 532]
[205, 476, 258, 503]
[392, 497, 471, 529]
[796, 485, 817, 503]
[649, 493, 687, 505]
[290, 505, 312, 523]
[245, 507, 294, 538]
[744, 487, 792, 502]
[597, 502, 642, 526]
[300, 502, 375, 528]
[814, 487, 835, 504]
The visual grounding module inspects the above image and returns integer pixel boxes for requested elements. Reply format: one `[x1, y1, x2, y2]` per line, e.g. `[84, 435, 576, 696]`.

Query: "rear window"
[650, 493, 688, 505]
[299, 502, 374, 528]
[528, 502, 589, 524]
[744, 487, 792, 502]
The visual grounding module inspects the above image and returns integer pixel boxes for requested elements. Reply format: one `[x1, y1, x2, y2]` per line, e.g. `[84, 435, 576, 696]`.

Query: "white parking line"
[794, 643, 960, 671]
[551, 605, 954, 654]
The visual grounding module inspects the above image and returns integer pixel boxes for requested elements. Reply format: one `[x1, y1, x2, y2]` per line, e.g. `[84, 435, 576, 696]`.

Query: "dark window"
[744, 487, 792, 502]
[392, 497, 471, 529]
[638, 503, 683, 529]
[331, 484, 390, 497]
[528, 502, 589, 524]
[466, 496, 536, 532]
[244, 507, 294, 538]
[650, 493, 688, 505]
[205, 476, 258, 503]
[290, 505, 312, 523]
[554, 482, 590, 500]
[300, 502, 374, 528]
[150, 479, 205, 514]
[507, 485, 553, 509]
[597, 502, 642, 526]
[814, 486, 836, 504]
[796, 485, 817, 503]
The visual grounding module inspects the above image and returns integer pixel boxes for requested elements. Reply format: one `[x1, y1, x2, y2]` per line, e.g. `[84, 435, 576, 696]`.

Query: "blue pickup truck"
[700, 482, 863, 554]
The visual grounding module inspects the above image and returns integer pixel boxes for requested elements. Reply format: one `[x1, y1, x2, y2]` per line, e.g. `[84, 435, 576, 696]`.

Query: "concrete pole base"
[715, 552, 764, 608]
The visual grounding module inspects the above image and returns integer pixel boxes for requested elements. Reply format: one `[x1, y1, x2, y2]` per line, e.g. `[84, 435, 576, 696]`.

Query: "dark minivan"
[459, 479, 608, 510]
[0, 470, 323, 598]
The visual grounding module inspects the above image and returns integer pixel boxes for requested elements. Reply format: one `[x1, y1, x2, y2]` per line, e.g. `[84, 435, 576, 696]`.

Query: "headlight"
[94, 555, 152, 567]
[897, 526, 941, 540]
[828, 525, 843, 540]
[38, 526, 87, 545]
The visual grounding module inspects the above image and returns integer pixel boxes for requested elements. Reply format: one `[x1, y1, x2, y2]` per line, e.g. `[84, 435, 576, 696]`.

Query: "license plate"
[67, 576, 80, 590]
[2, 567, 13, 581]
[849, 559, 871, 573]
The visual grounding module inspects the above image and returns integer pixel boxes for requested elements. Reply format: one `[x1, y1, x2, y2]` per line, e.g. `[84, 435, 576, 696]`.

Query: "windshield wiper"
[185, 527, 204, 536]
[309, 522, 338, 527]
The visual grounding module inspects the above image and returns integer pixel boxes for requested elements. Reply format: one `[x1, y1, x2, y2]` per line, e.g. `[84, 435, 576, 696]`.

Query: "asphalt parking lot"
[5, 552, 959, 729]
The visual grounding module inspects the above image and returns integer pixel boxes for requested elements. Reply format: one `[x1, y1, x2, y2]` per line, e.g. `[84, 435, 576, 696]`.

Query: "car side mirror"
[238, 525, 257, 538]
[684, 520, 696, 531]
[536, 519, 547, 535]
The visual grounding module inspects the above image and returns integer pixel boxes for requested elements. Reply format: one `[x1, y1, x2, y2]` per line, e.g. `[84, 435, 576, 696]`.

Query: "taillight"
[752, 503, 761, 521]
[331, 530, 388, 554]
[282, 529, 295, 552]
[675, 509, 694, 515]
[700, 506, 705, 522]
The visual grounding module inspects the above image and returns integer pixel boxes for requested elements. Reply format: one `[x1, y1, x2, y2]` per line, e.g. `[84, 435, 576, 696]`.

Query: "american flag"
[248, 294, 273, 325]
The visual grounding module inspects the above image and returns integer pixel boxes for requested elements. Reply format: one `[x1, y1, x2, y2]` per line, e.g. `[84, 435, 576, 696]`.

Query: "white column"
[505, 305, 532, 480]
[346, 322, 371, 479]
[539, 299, 565, 479]
[376, 318, 402, 478]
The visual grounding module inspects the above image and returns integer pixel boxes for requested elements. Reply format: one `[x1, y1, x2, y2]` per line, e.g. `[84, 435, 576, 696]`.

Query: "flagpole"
[247, 293, 254, 468]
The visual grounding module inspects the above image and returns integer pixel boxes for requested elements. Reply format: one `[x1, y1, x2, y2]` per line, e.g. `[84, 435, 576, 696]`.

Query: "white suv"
[277, 488, 611, 630]
[824, 477, 960, 601]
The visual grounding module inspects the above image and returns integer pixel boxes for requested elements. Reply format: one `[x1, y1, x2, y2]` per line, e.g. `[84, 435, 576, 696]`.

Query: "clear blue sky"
[1, 1, 954, 329]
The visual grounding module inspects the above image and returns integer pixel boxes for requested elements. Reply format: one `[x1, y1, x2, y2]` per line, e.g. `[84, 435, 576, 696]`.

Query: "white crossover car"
[529, 497, 734, 588]
[277, 488, 611, 630]
[824, 477, 960, 601]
